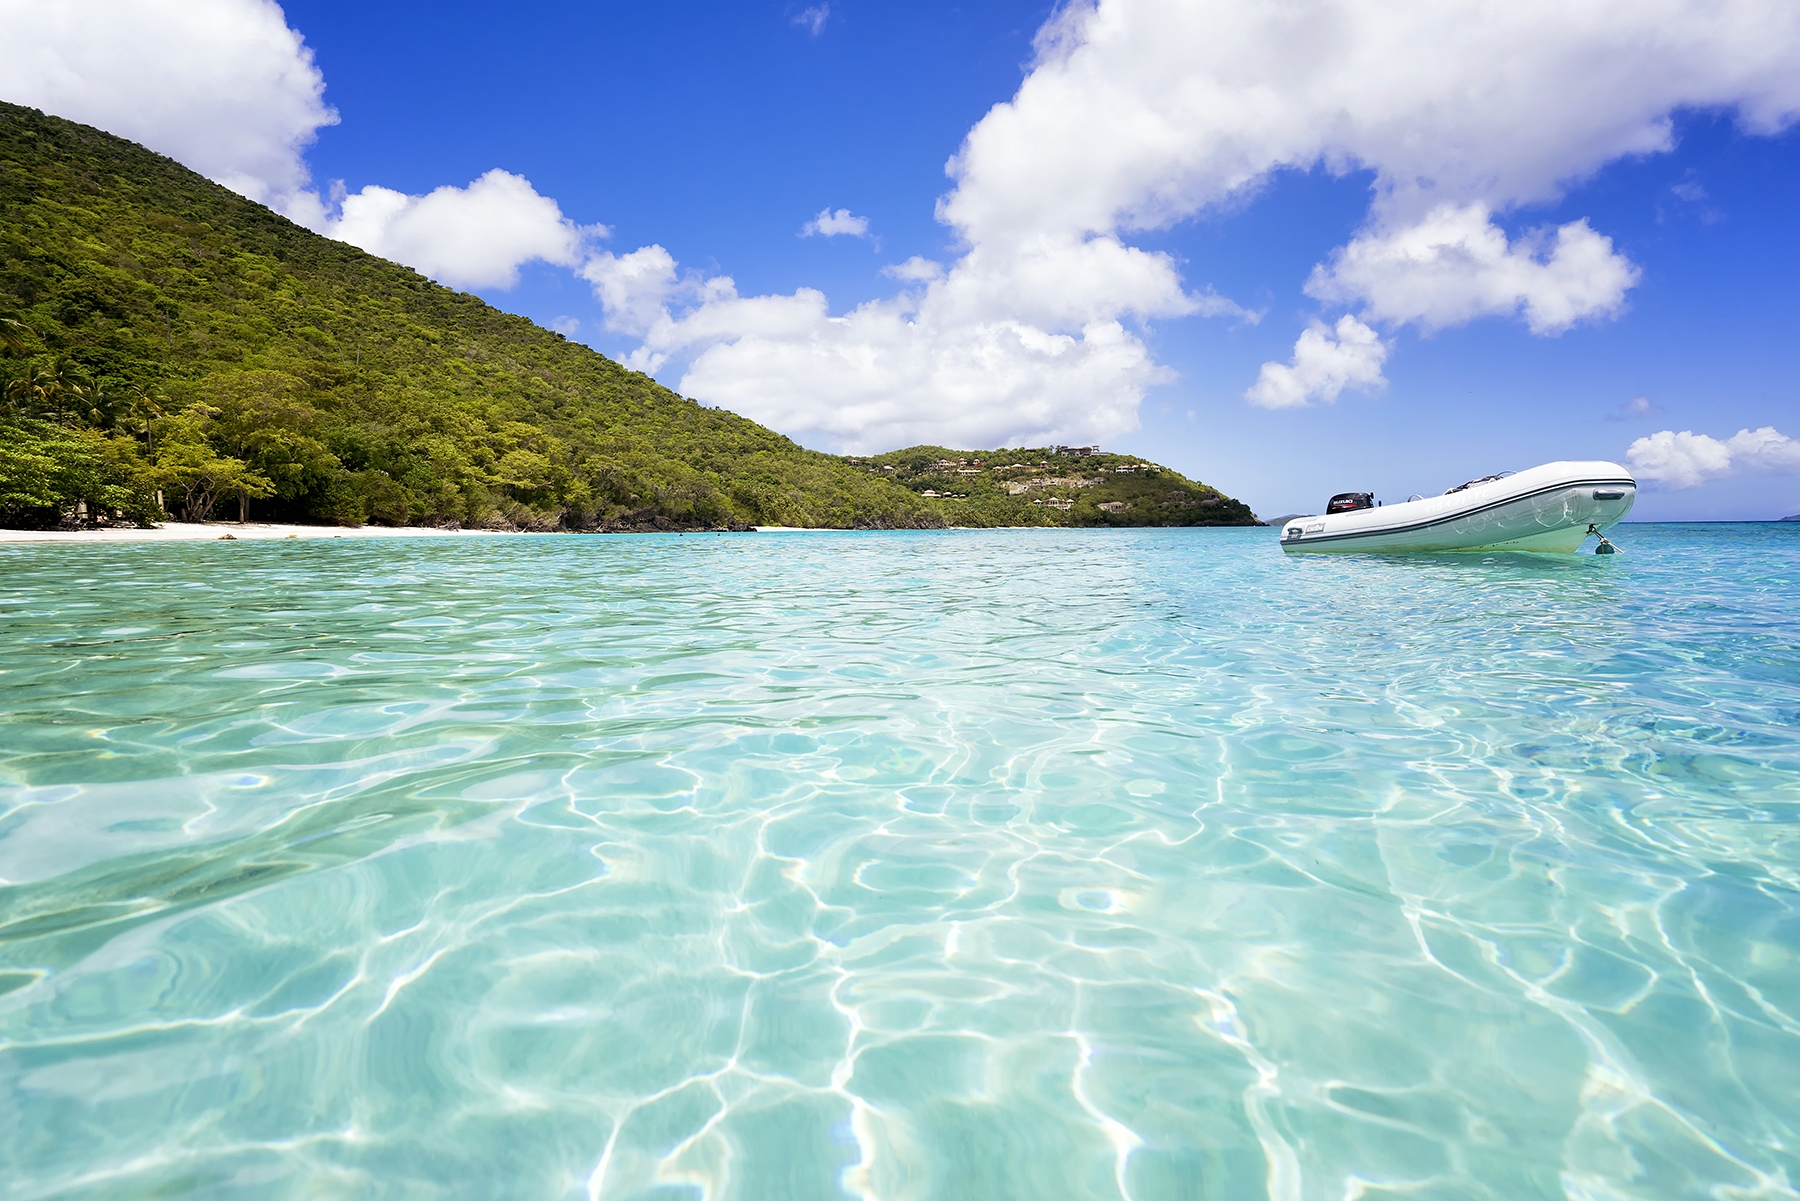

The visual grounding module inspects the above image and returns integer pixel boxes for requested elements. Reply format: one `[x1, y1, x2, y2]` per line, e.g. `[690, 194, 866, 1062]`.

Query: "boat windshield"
[1444, 470, 1515, 495]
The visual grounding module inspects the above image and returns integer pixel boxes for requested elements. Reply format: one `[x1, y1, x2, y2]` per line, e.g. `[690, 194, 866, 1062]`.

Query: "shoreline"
[0, 521, 508, 544]
[0, 522, 850, 543]
[1, 521, 1289, 545]
[0, 523, 907, 542]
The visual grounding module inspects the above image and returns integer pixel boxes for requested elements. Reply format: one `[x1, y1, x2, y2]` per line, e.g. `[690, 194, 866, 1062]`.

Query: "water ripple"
[1, 525, 1796, 1199]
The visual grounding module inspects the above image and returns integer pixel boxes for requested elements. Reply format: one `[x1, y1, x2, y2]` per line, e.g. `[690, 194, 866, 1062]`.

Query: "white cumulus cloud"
[943, 0, 1800, 243]
[585, 0, 1800, 448]
[0, 0, 336, 220]
[0, 0, 593, 292]
[579, 234, 1202, 449]
[577, 246, 741, 361]
[1627, 426, 1800, 489]
[669, 289, 1169, 451]
[324, 170, 590, 291]
[938, 0, 1800, 408]
[17, 0, 1800, 448]
[1306, 204, 1641, 335]
[882, 257, 944, 283]
[580, 246, 683, 338]
[1246, 317, 1387, 409]
[800, 208, 871, 239]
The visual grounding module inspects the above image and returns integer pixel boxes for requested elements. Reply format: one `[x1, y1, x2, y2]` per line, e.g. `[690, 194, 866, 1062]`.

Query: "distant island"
[1784, 514, 1800, 522]
[0, 103, 1257, 533]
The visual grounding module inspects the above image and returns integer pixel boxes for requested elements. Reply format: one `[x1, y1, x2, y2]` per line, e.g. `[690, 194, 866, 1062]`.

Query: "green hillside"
[0, 102, 1257, 531]
[853, 446, 1258, 527]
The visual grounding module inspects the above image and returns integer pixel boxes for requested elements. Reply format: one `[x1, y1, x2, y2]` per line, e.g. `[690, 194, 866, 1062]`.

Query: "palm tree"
[126, 386, 167, 459]
[74, 377, 126, 429]
[0, 316, 37, 356]
[3, 366, 59, 419]
[3, 372, 39, 414]
[3, 358, 94, 422]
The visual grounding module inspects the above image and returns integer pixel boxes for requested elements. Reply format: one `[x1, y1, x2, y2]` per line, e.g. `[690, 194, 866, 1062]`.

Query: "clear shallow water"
[0, 524, 1796, 1201]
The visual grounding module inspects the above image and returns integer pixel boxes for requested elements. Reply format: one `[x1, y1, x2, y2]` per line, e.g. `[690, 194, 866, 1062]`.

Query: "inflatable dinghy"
[1279, 461, 1635, 554]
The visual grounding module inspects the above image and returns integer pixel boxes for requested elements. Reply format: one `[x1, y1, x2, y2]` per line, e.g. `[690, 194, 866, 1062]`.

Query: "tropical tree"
[124, 385, 168, 459]
[204, 370, 343, 520]
[0, 316, 37, 356]
[150, 404, 274, 521]
[4, 358, 92, 422]
[0, 421, 159, 528]
[71, 375, 128, 430]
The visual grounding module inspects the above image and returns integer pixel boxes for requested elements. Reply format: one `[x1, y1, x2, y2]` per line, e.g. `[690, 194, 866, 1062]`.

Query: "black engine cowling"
[1326, 491, 1374, 514]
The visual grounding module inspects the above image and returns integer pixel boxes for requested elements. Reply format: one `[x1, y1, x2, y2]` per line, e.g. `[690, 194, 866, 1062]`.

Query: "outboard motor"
[1326, 492, 1375, 514]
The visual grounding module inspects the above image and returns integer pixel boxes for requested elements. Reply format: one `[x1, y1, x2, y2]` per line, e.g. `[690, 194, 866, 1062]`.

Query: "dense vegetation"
[851, 446, 1258, 527]
[0, 103, 1257, 532]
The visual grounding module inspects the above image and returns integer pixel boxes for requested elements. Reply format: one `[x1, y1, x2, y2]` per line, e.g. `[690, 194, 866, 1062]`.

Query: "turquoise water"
[1, 524, 1796, 1200]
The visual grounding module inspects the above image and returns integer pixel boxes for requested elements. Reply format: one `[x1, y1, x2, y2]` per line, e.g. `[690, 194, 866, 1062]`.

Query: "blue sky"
[6, 1, 1800, 519]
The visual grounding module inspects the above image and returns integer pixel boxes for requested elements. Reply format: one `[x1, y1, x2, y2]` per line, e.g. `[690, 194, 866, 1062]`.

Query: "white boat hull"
[1279, 460, 1636, 554]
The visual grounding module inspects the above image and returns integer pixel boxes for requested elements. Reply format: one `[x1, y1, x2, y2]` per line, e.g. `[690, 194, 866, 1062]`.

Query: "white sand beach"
[0, 522, 507, 544]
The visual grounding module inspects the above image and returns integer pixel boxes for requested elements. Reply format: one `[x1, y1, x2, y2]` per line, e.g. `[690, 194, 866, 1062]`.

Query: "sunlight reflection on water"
[1, 524, 1796, 1199]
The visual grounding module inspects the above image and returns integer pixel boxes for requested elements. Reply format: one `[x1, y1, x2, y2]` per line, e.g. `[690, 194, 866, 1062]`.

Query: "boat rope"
[1588, 523, 1619, 555]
